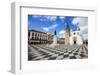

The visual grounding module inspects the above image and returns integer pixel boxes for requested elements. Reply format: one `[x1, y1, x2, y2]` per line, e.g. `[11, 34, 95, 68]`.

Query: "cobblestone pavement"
[28, 44, 88, 61]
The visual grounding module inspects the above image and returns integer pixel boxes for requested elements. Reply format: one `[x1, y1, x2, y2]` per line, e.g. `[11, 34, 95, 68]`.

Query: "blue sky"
[28, 15, 88, 39]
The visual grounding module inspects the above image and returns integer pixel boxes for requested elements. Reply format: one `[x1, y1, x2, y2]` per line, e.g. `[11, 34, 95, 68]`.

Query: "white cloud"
[31, 15, 57, 21]
[40, 18, 44, 21]
[41, 24, 58, 31]
[57, 30, 65, 38]
[80, 26, 88, 32]
[59, 16, 65, 19]
[49, 24, 58, 29]
[42, 27, 49, 31]
[72, 17, 88, 39]
[32, 15, 42, 18]
[59, 30, 65, 34]
[72, 17, 88, 26]
[44, 16, 57, 21]
[59, 16, 66, 22]
[72, 18, 80, 25]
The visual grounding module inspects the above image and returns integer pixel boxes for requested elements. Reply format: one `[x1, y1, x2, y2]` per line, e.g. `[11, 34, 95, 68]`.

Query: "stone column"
[53, 35, 57, 45]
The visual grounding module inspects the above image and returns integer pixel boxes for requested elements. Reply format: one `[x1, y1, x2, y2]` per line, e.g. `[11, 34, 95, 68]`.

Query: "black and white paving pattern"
[28, 44, 88, 61]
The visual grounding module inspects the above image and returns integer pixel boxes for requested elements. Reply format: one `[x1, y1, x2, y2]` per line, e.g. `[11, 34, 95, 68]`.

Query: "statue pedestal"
[47, 35, 58, 48]
[52, 35, 57, 45]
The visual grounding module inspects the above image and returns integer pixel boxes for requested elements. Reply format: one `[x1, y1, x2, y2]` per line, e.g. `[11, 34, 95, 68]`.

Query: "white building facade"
[65, 23, 83, 45]
[69, 30, 83, 45]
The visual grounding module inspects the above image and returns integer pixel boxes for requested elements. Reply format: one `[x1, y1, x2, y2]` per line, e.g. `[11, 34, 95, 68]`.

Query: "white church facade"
[69, 30, 83, 45]
[65, 23, 83, 45]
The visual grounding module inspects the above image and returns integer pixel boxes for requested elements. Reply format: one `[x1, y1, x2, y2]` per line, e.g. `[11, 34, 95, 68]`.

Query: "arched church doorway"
[73, 37, 77, 44]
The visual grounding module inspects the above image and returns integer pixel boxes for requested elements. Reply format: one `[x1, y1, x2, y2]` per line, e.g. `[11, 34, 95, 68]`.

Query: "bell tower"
[65, 23, 70, 45]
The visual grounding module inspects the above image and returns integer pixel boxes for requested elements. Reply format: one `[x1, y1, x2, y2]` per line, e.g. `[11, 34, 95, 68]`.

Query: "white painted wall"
[69, 30, 83, 45]
[0, 0, 100, 76]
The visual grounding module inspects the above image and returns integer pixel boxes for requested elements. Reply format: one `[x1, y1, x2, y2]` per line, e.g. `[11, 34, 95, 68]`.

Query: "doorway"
[73, 37, 77, 44]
